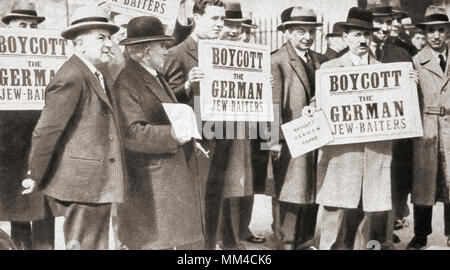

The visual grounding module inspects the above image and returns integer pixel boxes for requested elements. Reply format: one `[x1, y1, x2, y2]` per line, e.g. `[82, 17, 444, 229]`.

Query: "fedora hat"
[370, 5, 398, 17]
[401, 17, 415, 30]
[224, 1, 247, 22]
[338, 7, 380, 32]
[326, 22, 344, 37]
[417, 5, 450, 28]
[119, 16, 173, 46]
[61, 5, 119, 40]
[277, 6, 323, 31]
[2, 0, 45, 25]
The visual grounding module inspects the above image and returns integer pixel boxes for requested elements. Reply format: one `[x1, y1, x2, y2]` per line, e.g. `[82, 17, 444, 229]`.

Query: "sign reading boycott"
[198, 40, 273, 122]
[316, 62, 423, 145]
[0, 28, 72, 110]
[110, 0, 180, 30]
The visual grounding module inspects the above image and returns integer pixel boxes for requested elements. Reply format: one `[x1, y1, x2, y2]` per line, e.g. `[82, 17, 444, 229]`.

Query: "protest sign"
[198, 40, 273, 122]
[316, 62, 423, 145]
[163, 103, 202, 139]
[281, 110, 334, 158]
[110, 0, 180, 31]
[0, 28, 72, 110]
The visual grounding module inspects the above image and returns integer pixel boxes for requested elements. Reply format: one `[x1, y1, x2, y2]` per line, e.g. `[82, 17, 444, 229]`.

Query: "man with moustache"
[22, 5, 126, 250]
[113, 16, 204, 250]
[407, 6, 450, 250]
[163, 0, 226, 249]
[270, 6, 328, 250]
[0, 0, 55, 250]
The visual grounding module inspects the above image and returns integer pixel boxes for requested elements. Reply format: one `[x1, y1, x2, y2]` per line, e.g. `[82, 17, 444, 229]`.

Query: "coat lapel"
[285, 41, 312, 98]
[418, 46, 449, 92]
[72, 55, 113, 110]
[128, 59, 176, 103]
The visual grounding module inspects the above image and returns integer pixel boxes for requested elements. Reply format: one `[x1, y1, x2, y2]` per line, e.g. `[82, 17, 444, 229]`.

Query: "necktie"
[94, 71, 106, 92]
[439, 54, 446, 72]
[375, 44, 382, 60]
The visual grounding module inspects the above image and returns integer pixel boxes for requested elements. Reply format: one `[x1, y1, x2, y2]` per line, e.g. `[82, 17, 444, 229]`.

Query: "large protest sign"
[198, 40, 273, 122]
[281, 110, 334, 158]
[110, 0, 180, 30]
[0, 28, 72, 110]
[316, 62, 423, 145]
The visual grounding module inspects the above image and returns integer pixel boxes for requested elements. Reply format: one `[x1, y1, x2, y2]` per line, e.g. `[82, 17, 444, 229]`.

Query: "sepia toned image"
[0, 0, 450, 254]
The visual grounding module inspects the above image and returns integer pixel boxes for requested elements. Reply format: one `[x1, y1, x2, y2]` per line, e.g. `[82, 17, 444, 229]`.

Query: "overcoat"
[270, 41, 328, 204]
[28, 55, 126, 204]
[0, 110, 46, 221]
[411, 45, 450, 206]
[316, 52, 393, 212]
[113, 58, 204, 249]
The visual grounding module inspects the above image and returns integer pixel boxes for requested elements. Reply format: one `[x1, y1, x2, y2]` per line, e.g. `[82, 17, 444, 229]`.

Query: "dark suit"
[324, 47, 339, 60]
[28, 55, 126, 249]
[113, 58, 204, 249]
[271, 41, 328, 249]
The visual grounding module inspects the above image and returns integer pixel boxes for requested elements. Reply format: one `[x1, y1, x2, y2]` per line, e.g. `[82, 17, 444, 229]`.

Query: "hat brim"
[2, 13, 45, 24]
[61, 22, 119, 39]
[277, 21, 323, 31]
[338, 22, 380, 32]
[372, 12, 398, 18]
[119, 35, 174, 46]
[416, 21, 450, 28]
[242, 23, 258, 29]
[225, 18, 248, 22]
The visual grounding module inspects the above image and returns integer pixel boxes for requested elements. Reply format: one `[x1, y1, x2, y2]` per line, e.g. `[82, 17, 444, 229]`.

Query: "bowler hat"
[417, 5, 450, 28]
[243, 18, 258, 29]
[2, 0, 45, 25]
[61, 5, 119, 40]
[338, 7, 380, 32]
[119, 16, 173, 46]
[277, 6, 323, 31]
[326, 22, 344, 37]
[224, 1, 247, 22]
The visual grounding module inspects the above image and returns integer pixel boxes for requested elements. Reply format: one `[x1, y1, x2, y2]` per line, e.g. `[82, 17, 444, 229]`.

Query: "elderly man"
[408, 6, 450, 250]
[270, 6, 328, 250]
[113, 16, 203, 250]
[163, 0, 226, 249]
[22, 5, 125, 250]
[0, 0, 54, 250]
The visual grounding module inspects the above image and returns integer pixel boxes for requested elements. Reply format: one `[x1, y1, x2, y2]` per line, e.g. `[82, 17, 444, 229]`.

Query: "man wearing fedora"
[21, 5, 126, 250]
[0, 0, 55, 250]
[314, 7, 394, 250]
[270, 6, 328, 250]
[163, 0, 226, 249]
[325, 23, 347, 60]
[408, 5, 450, 250]
[112, 16, 204, 250]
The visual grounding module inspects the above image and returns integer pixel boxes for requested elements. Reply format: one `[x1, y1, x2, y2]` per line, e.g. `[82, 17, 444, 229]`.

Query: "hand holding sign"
[185, 67, 205, 94]
[409, 69, 419, 85]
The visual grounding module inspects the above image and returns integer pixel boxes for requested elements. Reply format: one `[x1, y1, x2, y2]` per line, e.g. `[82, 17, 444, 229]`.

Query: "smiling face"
[424, 24, 449, 52]
[219, 20, 242, 41]
[343, 28, 373, 56]
[7, 18, 39, 29]
[74, 29, 114, 67]
[285, 25, 317, 51]
[373, 16, 392, 43]
[193, 5, 226, 40]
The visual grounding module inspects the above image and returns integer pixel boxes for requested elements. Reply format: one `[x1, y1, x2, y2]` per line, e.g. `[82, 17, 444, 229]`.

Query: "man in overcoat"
[314, 7, 392, 250]
[270, 6, 328, 250]
[113, 16, 204, 250]
[22, 5, 126, 250]
[0, 0, 54, 250]
[408, 5, 450, 250]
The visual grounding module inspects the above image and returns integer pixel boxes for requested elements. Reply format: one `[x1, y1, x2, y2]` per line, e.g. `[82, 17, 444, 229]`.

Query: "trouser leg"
[221, 197, 241, 249]
[293, 204, 319, 249]
[239, 196, 254, 240]
[10, 221, 32, 250]
[413, 205, 433, 237]
[32, 197, 55, 250]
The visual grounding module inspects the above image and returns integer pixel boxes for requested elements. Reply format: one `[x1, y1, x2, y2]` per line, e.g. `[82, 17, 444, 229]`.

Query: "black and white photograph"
[0, 0, 449, 256]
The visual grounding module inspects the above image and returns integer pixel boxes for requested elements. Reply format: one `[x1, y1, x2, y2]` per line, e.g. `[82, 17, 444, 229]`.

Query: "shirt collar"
[74, 52, 101, 77]
[142, 64, 158, 77]
[350, 53, 369, 66]
[293, 46, 309, 63]
[431, 45, 448, 62]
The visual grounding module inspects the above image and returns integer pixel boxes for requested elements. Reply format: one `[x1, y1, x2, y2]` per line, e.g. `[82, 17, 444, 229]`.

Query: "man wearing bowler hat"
[270, 6, 328, 250]
[113, 16, 204, 250]
[314, 7, 393, 250]
[22, 5, 126, 250]
[408, 5, 450, 250]
[0, 0, 54, 250]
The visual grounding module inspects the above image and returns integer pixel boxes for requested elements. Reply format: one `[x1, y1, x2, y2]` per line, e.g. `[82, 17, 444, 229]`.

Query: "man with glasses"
[408, 5, 450, 250]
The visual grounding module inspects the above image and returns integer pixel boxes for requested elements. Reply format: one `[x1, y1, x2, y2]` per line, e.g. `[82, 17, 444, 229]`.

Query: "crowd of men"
[0, 0, 450, 250]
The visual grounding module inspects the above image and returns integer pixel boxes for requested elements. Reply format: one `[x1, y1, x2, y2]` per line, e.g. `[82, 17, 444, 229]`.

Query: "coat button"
[108, 135, 114, 140]
[109, 158, 115, 163]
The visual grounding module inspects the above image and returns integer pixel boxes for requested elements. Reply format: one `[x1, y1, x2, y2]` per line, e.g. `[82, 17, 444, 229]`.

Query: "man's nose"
[104, 39, 113, 48]
[304, 31, 311, 40]
[381, 23, 389, 31]
[433, 30, 441, 39]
